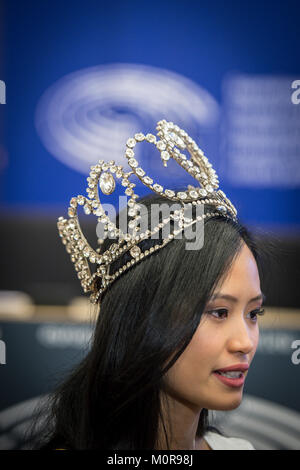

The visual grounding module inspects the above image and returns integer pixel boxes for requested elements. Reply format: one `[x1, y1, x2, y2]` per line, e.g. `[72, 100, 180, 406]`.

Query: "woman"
[30, 122, 268, 450]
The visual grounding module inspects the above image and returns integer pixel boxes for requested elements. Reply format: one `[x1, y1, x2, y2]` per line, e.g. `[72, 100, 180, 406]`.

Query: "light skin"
[156, 242, 264, 450]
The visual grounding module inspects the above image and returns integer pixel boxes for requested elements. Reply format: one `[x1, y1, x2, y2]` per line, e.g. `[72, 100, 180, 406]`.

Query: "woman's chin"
[207, 394, 243, 411]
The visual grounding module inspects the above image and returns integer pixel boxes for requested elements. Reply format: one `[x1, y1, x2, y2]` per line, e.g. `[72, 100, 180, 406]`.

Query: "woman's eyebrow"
[209, 292, 266, 304]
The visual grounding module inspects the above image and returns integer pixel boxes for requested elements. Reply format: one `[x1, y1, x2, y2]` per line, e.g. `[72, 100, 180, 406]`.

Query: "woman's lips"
[214, 363, 249, 373]
[213, 371, 245, 388]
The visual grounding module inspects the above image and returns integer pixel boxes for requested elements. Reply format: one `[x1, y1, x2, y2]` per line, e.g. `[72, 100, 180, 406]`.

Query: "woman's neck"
[157, 392, 210, 450]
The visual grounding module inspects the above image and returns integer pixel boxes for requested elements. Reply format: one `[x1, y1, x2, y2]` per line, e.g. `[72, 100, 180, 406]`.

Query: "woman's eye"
[205, 307, 265, 322]
[248, 308, 265, 322]
[206, 309, 228, 319]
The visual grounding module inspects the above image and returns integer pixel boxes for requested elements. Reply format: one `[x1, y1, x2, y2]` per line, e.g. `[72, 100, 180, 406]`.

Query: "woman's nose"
[227, 318, 256, 355]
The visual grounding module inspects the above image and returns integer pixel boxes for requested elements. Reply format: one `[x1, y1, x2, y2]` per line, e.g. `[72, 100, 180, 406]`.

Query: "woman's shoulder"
[204, 430, 255, 450]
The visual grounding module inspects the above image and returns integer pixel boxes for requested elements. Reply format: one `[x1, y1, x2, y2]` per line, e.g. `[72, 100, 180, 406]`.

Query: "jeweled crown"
[57, 120, 238, 305]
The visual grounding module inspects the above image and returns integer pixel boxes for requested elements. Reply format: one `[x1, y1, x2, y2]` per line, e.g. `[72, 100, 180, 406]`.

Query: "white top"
[204, 431, 255, 450]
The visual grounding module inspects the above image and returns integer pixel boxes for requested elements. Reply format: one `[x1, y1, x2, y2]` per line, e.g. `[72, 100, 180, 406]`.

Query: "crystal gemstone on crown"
[130, 246, 141, 258]
[99, 172, 116, 195]
[168, 132, 186, 149]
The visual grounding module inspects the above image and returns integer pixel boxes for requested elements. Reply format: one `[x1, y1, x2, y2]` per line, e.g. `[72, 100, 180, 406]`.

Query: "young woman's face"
[164, 242, 263, 412]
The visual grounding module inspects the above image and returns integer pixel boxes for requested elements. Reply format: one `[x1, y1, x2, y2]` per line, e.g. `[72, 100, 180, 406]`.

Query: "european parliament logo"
[35, 63, 219, 175]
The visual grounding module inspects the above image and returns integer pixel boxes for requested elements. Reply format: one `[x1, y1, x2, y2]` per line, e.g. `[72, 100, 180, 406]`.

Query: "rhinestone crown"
[57, 120, 238, 305]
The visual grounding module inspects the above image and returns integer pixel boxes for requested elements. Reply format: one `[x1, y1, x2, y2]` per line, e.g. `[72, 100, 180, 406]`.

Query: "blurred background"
[0, 0, 300, 450]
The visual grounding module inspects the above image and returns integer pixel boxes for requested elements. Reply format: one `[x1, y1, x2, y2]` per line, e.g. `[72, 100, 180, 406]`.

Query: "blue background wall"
[1, 0, 300, 233]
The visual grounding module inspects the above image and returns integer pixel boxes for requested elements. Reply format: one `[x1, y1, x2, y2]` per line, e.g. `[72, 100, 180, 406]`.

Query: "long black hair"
[30, 192, 269, 450]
